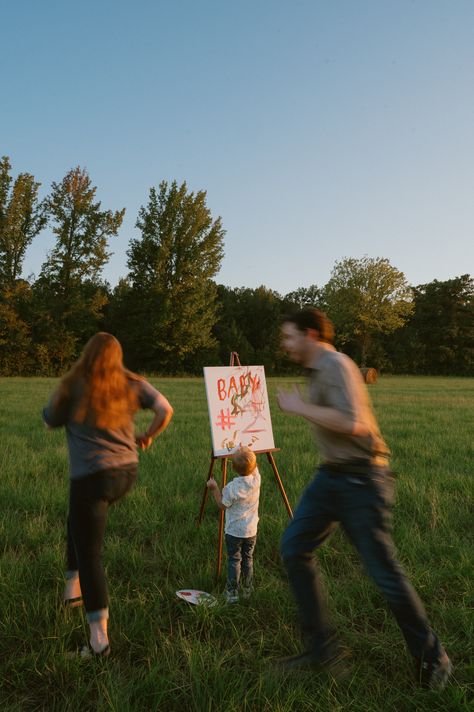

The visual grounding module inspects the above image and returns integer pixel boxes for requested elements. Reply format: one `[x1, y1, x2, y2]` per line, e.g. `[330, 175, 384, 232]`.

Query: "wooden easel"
[198, 352, 293, 581]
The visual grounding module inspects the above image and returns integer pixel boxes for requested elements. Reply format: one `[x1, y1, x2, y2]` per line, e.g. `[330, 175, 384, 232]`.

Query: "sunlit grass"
[1, 376, 473, 710]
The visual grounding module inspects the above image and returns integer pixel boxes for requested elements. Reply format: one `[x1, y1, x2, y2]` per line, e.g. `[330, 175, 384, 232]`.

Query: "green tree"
[0, 156, 46, 287]
[123, 181, 225, 372]
[36, 167, 124, 370]
[32, 278, 110, 373]
[0, 156, 46, 373]
[41, 167, 124, 292]
[212, 285, 291, 373]
[323, 256, 413, 367]
[103, 277, 143, 369]
[388, 275, 474, 375]
[0, 280, 33, 375]
[283, 284, 322, 310]
[211, 285, 254, 366]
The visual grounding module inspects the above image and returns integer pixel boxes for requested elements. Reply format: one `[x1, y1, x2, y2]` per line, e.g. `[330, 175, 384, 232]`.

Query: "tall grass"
[0, 376, 472, 711]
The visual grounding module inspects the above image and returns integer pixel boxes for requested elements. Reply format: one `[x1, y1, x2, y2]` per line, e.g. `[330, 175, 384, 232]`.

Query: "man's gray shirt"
[308, 347, 389, 466]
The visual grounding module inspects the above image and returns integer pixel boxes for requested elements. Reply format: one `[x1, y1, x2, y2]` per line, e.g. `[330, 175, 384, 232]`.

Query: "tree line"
[0, 157, 472, 377]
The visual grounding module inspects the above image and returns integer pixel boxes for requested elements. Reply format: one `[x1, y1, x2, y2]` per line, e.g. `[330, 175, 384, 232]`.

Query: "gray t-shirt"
[43, 378, 160, 479]
[308, 347, 390, 466]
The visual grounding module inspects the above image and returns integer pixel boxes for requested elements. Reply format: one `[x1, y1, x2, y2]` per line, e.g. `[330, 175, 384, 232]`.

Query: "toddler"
[207, 446, 261, 603]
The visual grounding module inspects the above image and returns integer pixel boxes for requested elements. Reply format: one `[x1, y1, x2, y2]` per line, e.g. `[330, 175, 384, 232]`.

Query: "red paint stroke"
[217, 371, 261, 402]
[215, 408, 236, 430]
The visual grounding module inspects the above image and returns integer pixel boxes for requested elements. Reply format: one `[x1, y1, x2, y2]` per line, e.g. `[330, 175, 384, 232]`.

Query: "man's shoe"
[417, 651, 453, 689]
[275, 649, 350, 678]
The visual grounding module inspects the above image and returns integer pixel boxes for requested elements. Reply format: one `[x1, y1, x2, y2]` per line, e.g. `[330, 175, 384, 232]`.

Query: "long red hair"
[53, 333, 140, 429]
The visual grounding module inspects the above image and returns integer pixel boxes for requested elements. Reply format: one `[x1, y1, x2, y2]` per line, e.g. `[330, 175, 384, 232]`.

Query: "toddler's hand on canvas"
[207, 477, 217, 490]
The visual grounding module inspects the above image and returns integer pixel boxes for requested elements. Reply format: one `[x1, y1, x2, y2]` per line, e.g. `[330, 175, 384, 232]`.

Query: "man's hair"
[282, 307, 335, 344]
[231, 446, 257, 476]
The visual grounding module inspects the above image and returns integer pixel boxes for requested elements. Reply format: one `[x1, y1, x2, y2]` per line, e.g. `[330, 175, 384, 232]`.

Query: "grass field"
[1, 376, 473, 711]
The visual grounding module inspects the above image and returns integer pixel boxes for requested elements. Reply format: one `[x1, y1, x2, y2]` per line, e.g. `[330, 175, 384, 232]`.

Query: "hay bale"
[360, 367, 378, 384]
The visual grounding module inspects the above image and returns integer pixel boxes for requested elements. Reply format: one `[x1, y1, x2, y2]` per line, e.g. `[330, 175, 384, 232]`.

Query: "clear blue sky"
[3, 0, 473, 294]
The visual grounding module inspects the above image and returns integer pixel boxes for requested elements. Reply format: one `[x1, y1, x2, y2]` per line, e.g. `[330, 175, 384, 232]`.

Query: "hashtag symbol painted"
[215, 408, 236, 430]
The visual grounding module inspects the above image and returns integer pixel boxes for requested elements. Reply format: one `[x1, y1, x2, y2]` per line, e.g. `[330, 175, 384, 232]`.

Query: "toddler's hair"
[231, 446, 257, 476]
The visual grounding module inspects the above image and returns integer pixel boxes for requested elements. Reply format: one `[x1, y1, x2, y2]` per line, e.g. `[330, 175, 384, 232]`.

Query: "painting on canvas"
[203, 365, 275, 457]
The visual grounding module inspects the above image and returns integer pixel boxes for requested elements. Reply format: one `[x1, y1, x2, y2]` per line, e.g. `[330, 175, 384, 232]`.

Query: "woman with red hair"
[43, 332, 173, 656]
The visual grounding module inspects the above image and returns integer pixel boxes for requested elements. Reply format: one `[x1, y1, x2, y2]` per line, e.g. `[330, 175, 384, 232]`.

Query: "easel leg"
[266, 452, 293, 518]
[198, 454, 216, 525]
[216, 457, 228, 581]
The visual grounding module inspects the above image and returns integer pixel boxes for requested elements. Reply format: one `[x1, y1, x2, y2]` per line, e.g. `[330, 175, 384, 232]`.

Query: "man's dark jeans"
[280, 466, 442, 663]
[67, 465, 137, 616]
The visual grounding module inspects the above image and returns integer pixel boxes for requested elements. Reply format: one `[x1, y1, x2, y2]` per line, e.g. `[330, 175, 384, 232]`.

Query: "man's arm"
[136, 393, 174, 450]
[276, 386, 369, 437]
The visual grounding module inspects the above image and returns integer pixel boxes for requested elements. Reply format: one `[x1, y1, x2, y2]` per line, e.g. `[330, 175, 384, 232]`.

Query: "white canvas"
[203, 365, 275, 457]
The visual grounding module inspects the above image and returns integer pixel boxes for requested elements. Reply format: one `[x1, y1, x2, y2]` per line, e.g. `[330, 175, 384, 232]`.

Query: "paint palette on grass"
[176, 589, 217, 607]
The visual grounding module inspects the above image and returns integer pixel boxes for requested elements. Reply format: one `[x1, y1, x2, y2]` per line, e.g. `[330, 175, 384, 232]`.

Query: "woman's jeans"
[280, 466, 442, 663]
[225, 534, 257, 591]
[67, 465, 137, 621]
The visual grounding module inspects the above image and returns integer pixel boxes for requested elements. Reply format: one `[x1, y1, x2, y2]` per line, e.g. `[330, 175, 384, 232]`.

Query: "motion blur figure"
[43, 332, 173, 656]
[276, 308, 452, 689]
